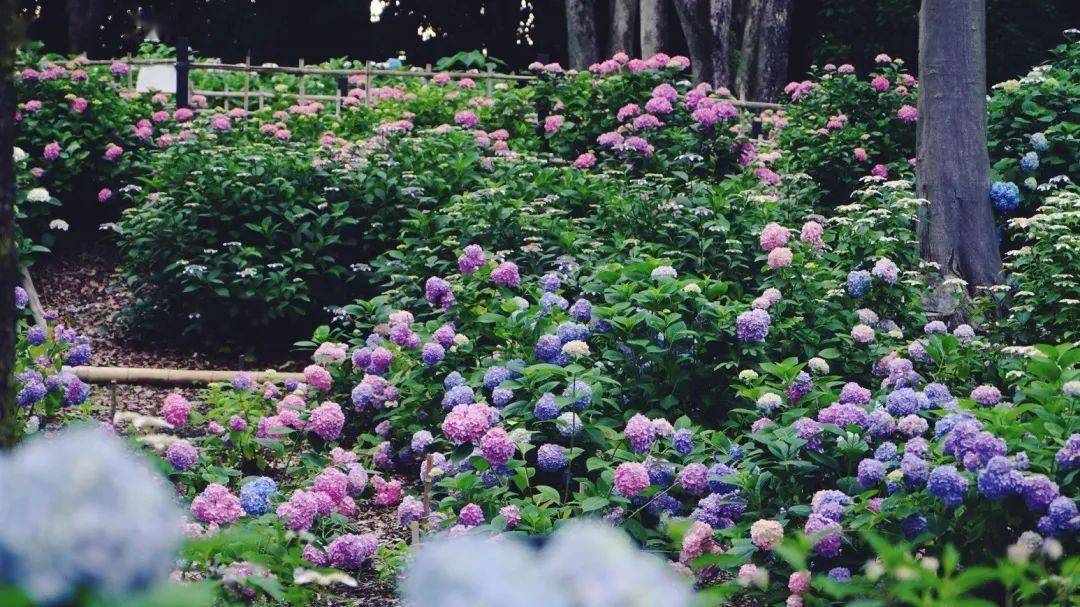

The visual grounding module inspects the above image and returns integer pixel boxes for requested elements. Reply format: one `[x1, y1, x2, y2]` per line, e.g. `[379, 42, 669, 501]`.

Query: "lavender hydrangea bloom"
[875, 442, 899, 462]
[1038, 497, 1079, 537]
[886, 388, 920, 416]
[901, 454, 929, 488]
[539, 273, 561, 292]
[736, 309, 771, 343]
[1021, 475, 1060, 513]
[672, 429, 693, 455]
[483, 366, 510, 389]
[977, 456, 1022, 500]
[536, 443, 567, 471]
[899, 513, 926, 539]
[857, 458, 885, 488]
[707, 462, 739, 493]
[569, 299, 592, 323]
[442, 385, 475, 409]
[535, 334, 562, 363]
[1055, 434, 1080, 470]
[0, 428, 182, 604]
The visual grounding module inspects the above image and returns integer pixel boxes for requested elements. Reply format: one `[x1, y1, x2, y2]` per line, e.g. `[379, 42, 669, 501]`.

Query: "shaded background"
[20, 0, 1080, 85]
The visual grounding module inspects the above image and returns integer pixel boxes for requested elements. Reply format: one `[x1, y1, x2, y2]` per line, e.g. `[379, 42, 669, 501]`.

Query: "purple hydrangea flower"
[736, 309, 771, 343]
[927, 465, 969, 507]
[536, 443, 567, 471]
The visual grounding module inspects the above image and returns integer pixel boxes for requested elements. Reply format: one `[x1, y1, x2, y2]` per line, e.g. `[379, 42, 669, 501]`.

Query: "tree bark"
[734, 0, 764, 99]
[916, 0, 1001, 286]
[566, 0, 600, 69]
[608, 0, 638, 57]
[639, 0, 668, 56]
[66, 0, 104, 54]
[753, 0, 791, 101]
[672, 0, 714, 84]
[0, 0, 21, 448]
[709, 0, 733, 89]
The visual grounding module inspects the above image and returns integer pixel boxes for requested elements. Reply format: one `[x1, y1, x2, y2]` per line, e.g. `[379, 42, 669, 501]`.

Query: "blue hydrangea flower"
[240, 477, 278, 515]
[857, 458, 885, 488]
[874, 442, 899, 462]
[899, 513, 926, 539]
[539, 272, 561, 292]
[442, 384, 475, 409]
[1030, 132, 1049, 152]
[707, 462, 739, 493]
[886, 387, 920, 416]
[927, 465, 968, 507]
[556, 322, 590, 345]
[536, 443, 567, 471]
[533, 392, 559, 420]
[535, 334, 561, 363]
[846, 270, 871, 297]
[65, 343, 92, 366]
[672, 429, 693, 455]
[1020, 151, 1039, 173]
[483, 366, 510, 389]
[990, 181, 1020, 213]
[562, 380, 592, 409]
[977, 456, 1021, 500]
[444, 371, 466, 390]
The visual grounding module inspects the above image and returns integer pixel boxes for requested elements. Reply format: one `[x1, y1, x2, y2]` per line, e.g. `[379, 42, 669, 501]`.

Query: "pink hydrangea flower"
[191, 483, 244, 525]
[304, 365, 333, 392]
[573, 152, 596, 169]
[162, 393, 191, 427]
[277, 490, 319, 530]
[680, 520, 719, 563]
[871, 75, 890, 91]
[767, 247, 793, 269]
[897, 104, 918, 122]
[43, 142, 61, 161]
[97, 188, 113, 203]
[309, 401, 345, 441]
[750, 519, 784, 550]
[613, 462, 650, 496]
[371, 476, 403, 506]
[442, 403, 495, 445]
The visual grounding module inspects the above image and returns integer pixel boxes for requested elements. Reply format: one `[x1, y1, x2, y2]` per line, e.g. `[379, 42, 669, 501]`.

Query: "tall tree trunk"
[608, 0, 638, 57]
[709, 0, 733, 89]
[0, 0, 21, 448]
[916, 0, 1001, 286]
[66, 0, 104, 54]
[753, 0, 791, 101]
[672, 0, 714, 84]
[639, 0, 668, 56]
[734, 0, 764, 98]
[566, 0, 600, 69]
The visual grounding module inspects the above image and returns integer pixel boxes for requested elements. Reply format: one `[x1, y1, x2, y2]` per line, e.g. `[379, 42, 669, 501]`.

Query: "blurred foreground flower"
[0, 427, 182, 604]
[401, 521, 692, 607]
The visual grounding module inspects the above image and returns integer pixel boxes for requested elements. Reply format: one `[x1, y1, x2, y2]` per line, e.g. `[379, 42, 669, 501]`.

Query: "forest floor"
[34, 238, 401, 606]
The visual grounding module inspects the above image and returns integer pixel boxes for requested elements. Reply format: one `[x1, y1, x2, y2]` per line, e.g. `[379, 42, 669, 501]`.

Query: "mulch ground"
[33, 239, 402, 606]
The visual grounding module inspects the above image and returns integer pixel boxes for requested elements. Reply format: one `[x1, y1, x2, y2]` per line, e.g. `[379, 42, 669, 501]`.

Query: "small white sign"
[136, 65, 177, 93]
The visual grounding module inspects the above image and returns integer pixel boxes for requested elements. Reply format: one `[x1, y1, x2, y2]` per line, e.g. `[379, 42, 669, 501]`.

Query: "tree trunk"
[639, 0, 668, 56]
[566, 0, 600, 69]
[709, 0, 733, 89]
[608, 0, 638, 57]
[916, 0, 1001, 286]
[66, 0, 104, 54]
[672, 0, 714, 84]
[0, 0, 21, 448]
[734, 0, 764, 98]
[752, 0, 791, 101]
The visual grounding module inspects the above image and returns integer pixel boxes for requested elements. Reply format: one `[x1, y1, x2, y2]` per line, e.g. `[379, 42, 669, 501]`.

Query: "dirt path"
[33, 240, 402, 606]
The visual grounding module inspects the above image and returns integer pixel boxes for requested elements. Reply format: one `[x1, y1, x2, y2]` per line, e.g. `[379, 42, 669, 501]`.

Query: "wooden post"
[335, 88, 341, 118]
[108, 384, 118, 422]
[223, 81, 229, 110]
[422, 453, 433, 516]
[297, 58, 305, 103]
[486, 64, 494, 97]
[243, 52, 251, 110]
[175, 37, 190, 109]
[125, 52, 133, 92]
[364, 60, 372, 107]
[409, 520, 420, 544]
[258, 83, 264, 110]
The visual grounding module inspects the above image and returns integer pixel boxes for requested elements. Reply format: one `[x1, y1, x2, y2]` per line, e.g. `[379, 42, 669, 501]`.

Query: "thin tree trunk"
[916, 0, 1001, 286]
[672, 0, 714, 84]
[734, 0, 764, 98]
[710, 0, 733, 89]
[608, 0, 638, 57]
[752, 0, 791, 101]
[639, 0, 668, 56]
[566, 0, 600, 69]
[0, 0, 21, 448]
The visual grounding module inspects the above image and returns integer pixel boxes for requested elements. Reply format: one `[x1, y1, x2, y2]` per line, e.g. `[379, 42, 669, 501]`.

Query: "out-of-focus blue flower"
[1020, 151, 1039, 173]
[240, 476, 278, 515]
[0, 427, 181, 604]
[846, 270, 871, 297]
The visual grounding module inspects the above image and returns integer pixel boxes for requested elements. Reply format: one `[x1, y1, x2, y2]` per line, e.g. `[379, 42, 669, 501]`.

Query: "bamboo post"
[409, 520, 420, 545]
[298, 58, 305, 103]
[364, 61, 372, 107]
[335, 87, 341, 118]
[18, 267, 46, 329]
[258, 83, 264, 110]
[486, 64, 494, 97]
[243, 53, 251, 110]
[125, 53, 133, 92]
[66, 366, 305, 386]
[223, 80, 229, 110]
